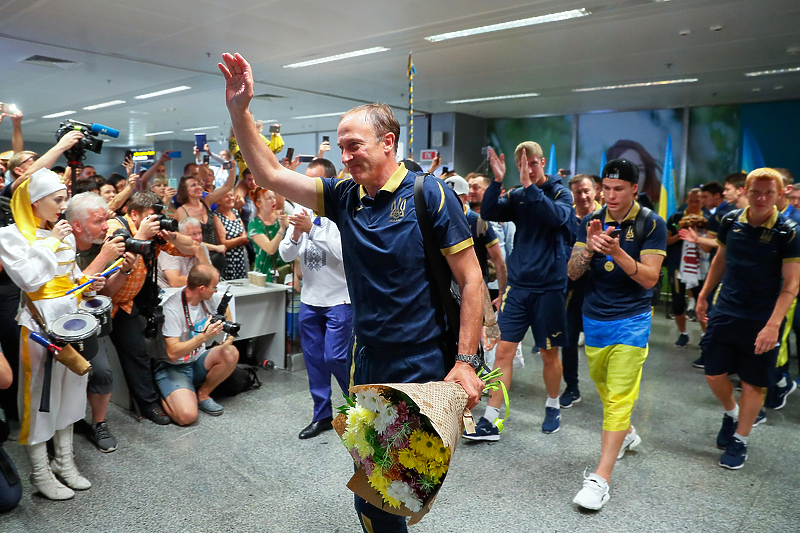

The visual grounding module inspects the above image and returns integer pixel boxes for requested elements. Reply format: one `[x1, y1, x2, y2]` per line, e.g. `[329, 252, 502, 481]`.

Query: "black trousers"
[562, 286, 585, 390]
[0, 292, 20, 421]
[108, 305, 159, 409]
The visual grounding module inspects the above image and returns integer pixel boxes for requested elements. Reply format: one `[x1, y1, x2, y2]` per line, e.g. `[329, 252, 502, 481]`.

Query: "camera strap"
[181, 288, 210, 332]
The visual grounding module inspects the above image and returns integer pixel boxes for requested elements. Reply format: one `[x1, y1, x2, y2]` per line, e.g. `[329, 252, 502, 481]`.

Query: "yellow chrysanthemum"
[409, 429, 427, 453]
[397, 448, 417, 470]
[427, 461, 448, 481]
[368, 470, 402, 509]
[343, 406, 377, 458]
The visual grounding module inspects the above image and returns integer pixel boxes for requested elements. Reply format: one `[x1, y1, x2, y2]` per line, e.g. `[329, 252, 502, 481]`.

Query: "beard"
[468, 201, 481, 210]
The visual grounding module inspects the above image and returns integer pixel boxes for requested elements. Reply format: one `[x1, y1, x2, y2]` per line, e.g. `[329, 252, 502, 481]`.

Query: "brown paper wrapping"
[334, 381, 471, 525]
[54, 344, 92, 376]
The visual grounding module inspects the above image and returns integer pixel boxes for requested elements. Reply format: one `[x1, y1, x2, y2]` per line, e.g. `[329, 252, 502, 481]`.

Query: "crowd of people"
[0, 53, 796, 531]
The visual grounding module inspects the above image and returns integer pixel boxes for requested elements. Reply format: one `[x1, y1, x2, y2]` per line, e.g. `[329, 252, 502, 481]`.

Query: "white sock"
[545, 396, 560, 409]
[733, 432, 748, 444]
[726, 404, 739, 420]
[483, 405, 501, 424]
[678, 329, 687, 334]
[777, 376, 788, 388]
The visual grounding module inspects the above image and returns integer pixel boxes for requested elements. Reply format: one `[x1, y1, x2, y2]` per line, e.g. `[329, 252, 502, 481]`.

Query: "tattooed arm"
[568, 246, 594, 280]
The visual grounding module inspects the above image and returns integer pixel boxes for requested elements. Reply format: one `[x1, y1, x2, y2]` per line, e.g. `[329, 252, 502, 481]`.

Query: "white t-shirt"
[161, 289, 222, 364]
[157, 244, 210, 288]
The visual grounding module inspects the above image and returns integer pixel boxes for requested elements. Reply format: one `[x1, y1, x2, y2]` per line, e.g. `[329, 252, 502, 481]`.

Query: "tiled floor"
[2, 314, 799, 532]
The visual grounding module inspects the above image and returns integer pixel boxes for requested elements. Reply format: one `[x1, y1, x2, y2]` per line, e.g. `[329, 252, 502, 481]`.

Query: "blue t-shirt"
[481, 176, 576, 292]
[713, 207, 800, 322]
[465, 210, 498, 283]
[781, 204, 800, 224]
[314, 164, 473, 349]
[706, 201, 735, 263]
[576, 202, 667, 321]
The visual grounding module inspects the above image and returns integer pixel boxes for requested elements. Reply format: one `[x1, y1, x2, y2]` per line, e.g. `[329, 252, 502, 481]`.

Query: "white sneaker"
[512, 344, 525, 369]
[578, 332, 585, 347]
[573, 471, 610, 510]
[617, 426, 642, 459]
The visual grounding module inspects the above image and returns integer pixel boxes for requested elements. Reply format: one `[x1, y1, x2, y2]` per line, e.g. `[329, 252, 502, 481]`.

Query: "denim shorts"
[154, 350, 211, 398]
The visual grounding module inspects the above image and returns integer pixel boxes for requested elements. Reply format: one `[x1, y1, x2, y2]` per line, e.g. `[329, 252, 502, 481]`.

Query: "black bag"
[212, 364, 262, 397]
[413, 174, 483, 371]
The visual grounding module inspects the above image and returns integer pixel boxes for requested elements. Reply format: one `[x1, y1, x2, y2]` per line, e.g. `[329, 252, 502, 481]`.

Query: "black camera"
[153, 203, 178, 232]
[144, 306, 165, 340]
[211, 290, 241, 337]
[111, 228, 154, 256]
[56, 119, 119, 158]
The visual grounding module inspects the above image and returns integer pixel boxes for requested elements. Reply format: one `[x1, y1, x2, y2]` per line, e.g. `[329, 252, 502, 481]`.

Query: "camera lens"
[159, 217, 179, 232]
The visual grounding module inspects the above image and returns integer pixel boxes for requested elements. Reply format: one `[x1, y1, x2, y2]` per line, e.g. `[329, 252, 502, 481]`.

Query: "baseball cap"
[601, 158, 639, 185]
[445, 174, 469, 196]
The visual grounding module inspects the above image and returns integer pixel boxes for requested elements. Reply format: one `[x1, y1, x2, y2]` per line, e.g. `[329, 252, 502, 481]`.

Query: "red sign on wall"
[420, 150, 437, 161]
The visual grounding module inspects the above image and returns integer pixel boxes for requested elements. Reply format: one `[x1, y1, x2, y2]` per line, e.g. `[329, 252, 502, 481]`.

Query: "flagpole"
[407, 53, 414, 159]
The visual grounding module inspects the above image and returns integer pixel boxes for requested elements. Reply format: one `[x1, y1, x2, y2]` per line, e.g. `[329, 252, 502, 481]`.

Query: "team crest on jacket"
[625, 226, 634, 241]
[389, 198, 406, 222]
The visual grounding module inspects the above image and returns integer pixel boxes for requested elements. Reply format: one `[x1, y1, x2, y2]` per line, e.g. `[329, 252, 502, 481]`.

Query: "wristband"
[626, 262, 639, 277]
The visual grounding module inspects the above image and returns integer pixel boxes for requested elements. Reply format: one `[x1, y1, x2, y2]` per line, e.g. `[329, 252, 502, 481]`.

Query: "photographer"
[158, 265, 238, 424]
[105, 192, 197, 425]
[66, 193, 135, 452]
[157, 217, 211, 288]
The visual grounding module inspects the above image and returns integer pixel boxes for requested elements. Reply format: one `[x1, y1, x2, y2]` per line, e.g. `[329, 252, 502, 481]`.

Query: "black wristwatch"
[455, 353, 481, 371]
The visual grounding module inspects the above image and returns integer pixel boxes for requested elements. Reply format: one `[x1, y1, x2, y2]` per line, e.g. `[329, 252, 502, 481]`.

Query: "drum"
[50, 313, 99, 362]
[78, 295, 113, 337]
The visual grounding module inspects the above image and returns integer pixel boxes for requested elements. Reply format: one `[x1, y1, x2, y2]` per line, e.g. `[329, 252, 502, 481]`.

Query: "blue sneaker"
[462, 416, 499, 442]
[675, 333, 689, 348]
[542, 407, 561, 434]
[198, 398, 224, 416]
[716, 414, 738, 449]
[765, 379, 796, 410]
[559, 388, 581, 409]
[752, 409, 767, 427]
[719, 438, 747, 470]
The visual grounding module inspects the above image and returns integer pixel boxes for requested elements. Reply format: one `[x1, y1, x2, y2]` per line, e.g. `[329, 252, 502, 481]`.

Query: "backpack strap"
[414, 174, 459, 370]
[719, 209, 742, 239]
[633, 206, 653, 248]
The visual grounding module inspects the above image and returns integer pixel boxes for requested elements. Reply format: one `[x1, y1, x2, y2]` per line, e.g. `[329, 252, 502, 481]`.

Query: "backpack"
[718, 208, 797, 251]
[589, 204, 653, 249]
[212, 364, 262, 397]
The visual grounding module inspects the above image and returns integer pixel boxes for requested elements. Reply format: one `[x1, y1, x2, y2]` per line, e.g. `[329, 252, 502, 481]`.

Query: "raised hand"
[488, 147, 505, 182]
[518, 150, 532, 188]
[218, 53, 254, 114]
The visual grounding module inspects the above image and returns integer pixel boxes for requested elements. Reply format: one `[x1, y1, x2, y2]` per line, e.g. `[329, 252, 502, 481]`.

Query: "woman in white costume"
[0, 168, 104, 500]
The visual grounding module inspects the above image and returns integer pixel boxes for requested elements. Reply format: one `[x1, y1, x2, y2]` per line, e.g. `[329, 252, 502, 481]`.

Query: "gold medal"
[604, 261, 615, 272]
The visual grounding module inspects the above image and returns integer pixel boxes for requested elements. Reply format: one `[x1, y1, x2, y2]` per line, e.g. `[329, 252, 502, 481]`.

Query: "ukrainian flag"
[741, 128, 765, 173]
[547, 143, 557, 176]
[658, 135, 677, 221]
[600, 151, 607, 177]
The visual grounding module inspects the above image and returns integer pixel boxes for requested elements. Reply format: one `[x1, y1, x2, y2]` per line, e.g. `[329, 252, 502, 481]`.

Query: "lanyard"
[181, 288, 210, 333]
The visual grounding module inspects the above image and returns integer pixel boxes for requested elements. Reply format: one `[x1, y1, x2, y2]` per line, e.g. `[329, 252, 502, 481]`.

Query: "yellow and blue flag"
[741, 128, 765, 173]
[547, 143, 557, 175]
[599, 151, 607, 177]
[658, 134, 677, 221]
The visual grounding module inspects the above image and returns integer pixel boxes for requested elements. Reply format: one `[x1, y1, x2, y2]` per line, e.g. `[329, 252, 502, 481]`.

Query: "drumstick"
[28, 331, 61, 354]
[65, 258, 125, 296]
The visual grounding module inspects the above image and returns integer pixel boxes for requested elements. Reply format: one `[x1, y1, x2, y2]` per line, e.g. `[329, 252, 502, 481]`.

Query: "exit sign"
[420, 150, 437, 161]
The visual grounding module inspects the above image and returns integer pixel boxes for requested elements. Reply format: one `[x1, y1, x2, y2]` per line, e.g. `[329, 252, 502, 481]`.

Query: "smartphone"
[608, 228, 621, 238]
[133, 161, 145, 175]
[269, 124, 280, 134]
[203, 154, 210, 165]
[124, 149, 134, 162]
[298, 155, 314, 163]
[168, 178, 178, 189]
[194, 133, 206, 151]
[222, 160, 234, 170]
[481, 146, 489, 155]
[322, 135, 329, 143]
[168, 151, 182, 159]
[285, 147, 294, 161]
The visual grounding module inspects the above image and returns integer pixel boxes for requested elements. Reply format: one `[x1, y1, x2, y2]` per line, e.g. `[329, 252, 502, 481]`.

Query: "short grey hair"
[65, 192, 108, 225]
[178, 216, 200, 233]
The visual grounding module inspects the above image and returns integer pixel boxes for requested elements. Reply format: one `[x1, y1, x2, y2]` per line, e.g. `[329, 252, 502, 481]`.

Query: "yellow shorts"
[585, 343, 648, 431]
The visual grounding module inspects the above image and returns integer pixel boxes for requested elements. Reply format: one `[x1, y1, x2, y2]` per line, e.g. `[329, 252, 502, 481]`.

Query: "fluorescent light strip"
[745, 66, 800, 77]
[144, 130, 174, 136]
[83, 100, 126, 110]
[134, 86, 191, 99]
[283, 47, 390, 69]
[42, 110, 76, 118]
[572, 78, 698, 92]
[182, 125, 220, 132]
[448, 92, 539, 104]
[292, 111, 347, 120]
[425, 9, 590, 42]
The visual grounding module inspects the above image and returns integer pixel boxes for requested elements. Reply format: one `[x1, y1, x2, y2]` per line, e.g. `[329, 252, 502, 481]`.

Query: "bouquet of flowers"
[333, 381, 470, 524]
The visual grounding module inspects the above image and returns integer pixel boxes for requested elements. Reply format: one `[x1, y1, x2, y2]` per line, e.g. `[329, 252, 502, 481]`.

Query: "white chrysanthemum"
[355, 389, 385, 413]
[386, 480, 422, 512]
[373, 403, 398, 435]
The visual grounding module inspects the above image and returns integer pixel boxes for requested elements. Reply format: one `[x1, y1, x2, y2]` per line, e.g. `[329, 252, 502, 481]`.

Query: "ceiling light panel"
[144, 130, 174, 136]
[447, 93, 540, 104]
[134, 86, 191, 99]
[83, 100, 126, 110]
[292, 112, 347, 119]
[283, 47, 390, 69]
[572, 78, 699, 92]
[42, 110, 76, 118]
[425, 9, 590, 42]
[745, 67, 800, 77]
